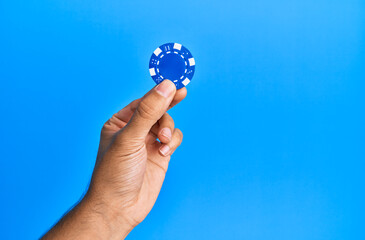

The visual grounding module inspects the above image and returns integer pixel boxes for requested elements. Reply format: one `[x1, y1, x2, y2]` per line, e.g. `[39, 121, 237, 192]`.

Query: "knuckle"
[136, 100, 156, 121]
[176, 129, 183, 142]
[102, 114, 123, 131]
[170, 129, 183, 153]
[101, 119, 111, 133]
[130, 99, 140, 111]
[111, 113, 119, 122]
[162, 113, 174, 127]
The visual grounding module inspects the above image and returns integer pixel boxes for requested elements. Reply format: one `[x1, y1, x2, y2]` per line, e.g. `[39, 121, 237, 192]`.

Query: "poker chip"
[149, 43, 195, 90]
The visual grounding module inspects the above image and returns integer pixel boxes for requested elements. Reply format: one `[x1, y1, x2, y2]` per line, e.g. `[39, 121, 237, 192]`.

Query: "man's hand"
[42, 80, 186, 239]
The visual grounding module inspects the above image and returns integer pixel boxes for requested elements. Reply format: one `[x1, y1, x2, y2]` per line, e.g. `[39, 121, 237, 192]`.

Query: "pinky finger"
[159, 128, 183, 157]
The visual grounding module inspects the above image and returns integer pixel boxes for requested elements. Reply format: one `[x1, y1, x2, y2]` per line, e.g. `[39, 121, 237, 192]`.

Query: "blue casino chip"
[149, 43, 195, 89]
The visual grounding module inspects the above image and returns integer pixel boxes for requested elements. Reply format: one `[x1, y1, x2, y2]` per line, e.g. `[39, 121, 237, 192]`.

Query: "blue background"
[0, 0, 364, 239]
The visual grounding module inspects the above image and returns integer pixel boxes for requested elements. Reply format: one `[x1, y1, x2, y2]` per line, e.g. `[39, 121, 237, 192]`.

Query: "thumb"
[123, 80, 176, 139]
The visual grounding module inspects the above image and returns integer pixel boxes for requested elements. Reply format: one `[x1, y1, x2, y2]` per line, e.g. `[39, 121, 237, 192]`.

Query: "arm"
[42, 195, 133, 239]
[42, 80, 186, 240]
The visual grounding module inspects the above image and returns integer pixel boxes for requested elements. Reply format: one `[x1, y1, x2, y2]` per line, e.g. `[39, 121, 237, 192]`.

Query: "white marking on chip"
[182, 78, 190, 86]
[188, 58, 195, 66]
[149, 68, 156, 76]
[154, 48, 162, 56]
[166, 51, 171, 54]
[173, 43, 182, 50]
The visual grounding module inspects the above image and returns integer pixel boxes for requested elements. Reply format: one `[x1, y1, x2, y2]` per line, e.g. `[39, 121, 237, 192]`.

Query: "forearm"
[41, 194, 132, 240]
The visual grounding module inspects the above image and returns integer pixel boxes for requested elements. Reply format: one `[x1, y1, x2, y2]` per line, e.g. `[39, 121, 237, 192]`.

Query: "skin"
[42, 80, 186, 239]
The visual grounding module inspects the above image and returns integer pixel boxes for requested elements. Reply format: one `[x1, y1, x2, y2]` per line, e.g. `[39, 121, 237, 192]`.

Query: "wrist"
[80, 193, 135, 240]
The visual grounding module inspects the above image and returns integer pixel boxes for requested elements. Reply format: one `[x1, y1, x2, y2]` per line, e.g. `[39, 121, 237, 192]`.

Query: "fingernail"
[155, 80, 175, 98]
[159, 144, 170, 156]
[160, 128, 172, 140]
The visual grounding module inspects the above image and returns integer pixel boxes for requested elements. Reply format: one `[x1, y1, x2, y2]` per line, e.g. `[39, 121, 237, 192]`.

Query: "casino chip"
[149, 43, 195, 90]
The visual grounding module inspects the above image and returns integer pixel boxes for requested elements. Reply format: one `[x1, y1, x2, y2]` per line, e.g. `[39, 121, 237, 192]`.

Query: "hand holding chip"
[42, 80, 186, 239]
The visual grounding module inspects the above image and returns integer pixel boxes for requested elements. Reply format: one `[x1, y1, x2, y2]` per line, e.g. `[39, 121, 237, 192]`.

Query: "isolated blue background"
[0, 0, 364, 239]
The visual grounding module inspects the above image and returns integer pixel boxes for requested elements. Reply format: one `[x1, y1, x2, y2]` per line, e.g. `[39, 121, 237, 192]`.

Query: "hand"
[42, 80, 186, 240]
[88, 79, 186, 237]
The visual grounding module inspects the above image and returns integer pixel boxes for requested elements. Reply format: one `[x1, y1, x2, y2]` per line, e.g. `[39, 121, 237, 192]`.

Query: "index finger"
[169, 87, 187, 109]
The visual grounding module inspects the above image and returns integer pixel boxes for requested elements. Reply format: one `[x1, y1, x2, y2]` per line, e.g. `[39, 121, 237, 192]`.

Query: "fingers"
[113, 99, 141, 122]
[123, 80, 176, 139]
[107, 87, 185, 132]
[150, 113, 175, 143]
[104, 99, 141, 131]
[169, 87, 187, 109]
[157, 114, 174, 143]
[159, 129, 183, 157]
